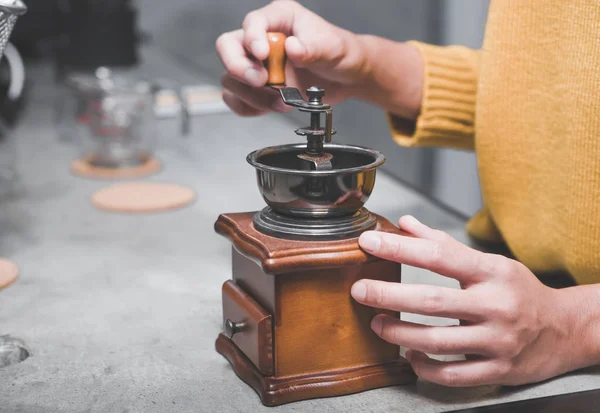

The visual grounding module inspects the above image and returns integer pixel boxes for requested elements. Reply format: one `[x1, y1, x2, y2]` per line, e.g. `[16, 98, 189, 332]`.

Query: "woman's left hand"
[351, 216, 592, 387]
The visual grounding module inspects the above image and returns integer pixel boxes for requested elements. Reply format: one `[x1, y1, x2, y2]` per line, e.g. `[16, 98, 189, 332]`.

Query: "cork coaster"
[71, 156, 162, 180]
[0, 259, 19, 291]
[92, 182, 195, 213]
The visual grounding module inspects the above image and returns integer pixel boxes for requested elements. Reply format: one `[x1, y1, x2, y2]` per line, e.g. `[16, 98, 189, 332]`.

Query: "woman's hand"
[351, 216, 594, 387]
[215, 0, 423, 119]
[216, 0, 367, 116]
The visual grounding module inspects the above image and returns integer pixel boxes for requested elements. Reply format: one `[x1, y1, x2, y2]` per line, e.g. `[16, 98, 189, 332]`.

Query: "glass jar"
[85, 82, 155, 167]
[64, 68, 156, 168]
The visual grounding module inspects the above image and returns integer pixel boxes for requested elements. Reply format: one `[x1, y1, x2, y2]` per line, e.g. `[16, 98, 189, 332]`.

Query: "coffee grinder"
[214, 33, 416, 406]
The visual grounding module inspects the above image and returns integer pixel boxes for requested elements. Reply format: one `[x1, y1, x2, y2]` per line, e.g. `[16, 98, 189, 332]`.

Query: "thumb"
[285, 29, 346, 71]
[285, 36, 309, 66]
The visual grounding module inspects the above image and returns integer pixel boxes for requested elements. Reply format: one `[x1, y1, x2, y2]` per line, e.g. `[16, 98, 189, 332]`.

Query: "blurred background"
[7, 0, 489, 218]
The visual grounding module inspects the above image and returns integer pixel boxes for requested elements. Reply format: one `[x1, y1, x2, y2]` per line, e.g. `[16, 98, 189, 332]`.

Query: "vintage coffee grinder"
[215, 33, 416, 406]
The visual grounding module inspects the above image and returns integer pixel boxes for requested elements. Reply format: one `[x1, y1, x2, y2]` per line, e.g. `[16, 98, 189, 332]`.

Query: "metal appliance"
[0, 0, 26, 369]
[0, 0, 27, 133]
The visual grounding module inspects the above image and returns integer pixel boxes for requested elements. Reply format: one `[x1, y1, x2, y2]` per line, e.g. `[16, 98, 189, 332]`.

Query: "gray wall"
[430, 0, 489, 217]
[137, 0, 488, 217]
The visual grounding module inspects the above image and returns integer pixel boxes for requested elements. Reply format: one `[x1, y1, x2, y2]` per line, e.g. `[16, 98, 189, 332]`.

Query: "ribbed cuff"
[388, 41, 479, 150]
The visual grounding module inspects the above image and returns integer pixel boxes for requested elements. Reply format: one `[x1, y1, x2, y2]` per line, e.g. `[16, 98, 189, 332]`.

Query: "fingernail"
[371, 315, 383, 335]
[360, 232, 381, 253]
[405, 349, 413, 362]
[251, 40, 269, 58]
[404, 215, 424, 226]
[244, 68, 262, 86]
[351, 282, 366, 301]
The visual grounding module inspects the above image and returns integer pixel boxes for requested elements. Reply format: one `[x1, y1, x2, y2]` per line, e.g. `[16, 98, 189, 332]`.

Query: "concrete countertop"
[1, 46, 599, 413]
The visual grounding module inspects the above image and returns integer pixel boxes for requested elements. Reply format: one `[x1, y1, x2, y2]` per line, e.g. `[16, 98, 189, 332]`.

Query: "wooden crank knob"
[265, 32, 287, 86]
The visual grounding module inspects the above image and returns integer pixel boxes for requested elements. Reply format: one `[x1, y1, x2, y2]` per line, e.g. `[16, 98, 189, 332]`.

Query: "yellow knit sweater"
[389, 0, 600, 284]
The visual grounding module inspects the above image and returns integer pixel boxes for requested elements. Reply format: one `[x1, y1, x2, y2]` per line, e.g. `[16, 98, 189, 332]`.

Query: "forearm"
[352, 35, 423, 121]
[342, 34, 479, 150]
[556, 284, 600, 370]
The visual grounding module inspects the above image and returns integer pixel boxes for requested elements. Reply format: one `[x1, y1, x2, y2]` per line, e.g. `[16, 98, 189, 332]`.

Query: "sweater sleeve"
[388, 42, 480, 151]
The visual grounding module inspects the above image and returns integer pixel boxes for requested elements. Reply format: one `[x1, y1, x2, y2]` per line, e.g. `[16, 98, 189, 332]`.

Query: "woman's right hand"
[215, 0, 371, 116]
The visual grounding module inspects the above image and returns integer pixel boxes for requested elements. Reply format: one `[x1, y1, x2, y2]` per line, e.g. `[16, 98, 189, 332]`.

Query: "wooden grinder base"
[215, 212, 416, 406]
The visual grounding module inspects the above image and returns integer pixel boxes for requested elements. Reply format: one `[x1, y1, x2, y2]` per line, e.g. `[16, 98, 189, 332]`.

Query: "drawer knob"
[224, 319, 245, 339]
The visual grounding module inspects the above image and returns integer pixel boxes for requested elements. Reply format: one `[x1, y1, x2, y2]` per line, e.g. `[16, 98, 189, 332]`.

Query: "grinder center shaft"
[264, 33, 336, 171]
[270, 85, 336, 171]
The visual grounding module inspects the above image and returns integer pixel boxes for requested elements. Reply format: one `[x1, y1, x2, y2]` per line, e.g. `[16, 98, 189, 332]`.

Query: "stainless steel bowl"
[247, 143, 385, 218]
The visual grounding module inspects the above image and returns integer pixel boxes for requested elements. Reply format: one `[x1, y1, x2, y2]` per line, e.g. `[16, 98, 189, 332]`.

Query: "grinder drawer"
[221, 280, 273, 375]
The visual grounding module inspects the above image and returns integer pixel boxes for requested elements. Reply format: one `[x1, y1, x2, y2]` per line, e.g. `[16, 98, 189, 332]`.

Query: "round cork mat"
[71, 156, 162, 180]
[0, 259, 19, 291]
[92, 182, 195, 213]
